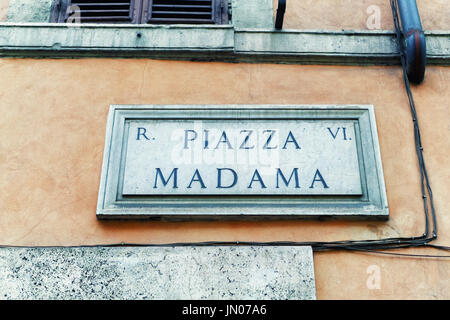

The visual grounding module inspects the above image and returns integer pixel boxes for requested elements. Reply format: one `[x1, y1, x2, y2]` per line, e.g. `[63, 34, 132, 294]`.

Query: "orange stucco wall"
[0, 0, 9, 22]
[275, 0, 450, 30]
[0, 58, 448, 299]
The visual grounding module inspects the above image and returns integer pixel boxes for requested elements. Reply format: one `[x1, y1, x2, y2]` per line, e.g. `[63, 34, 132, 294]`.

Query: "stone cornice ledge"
[0, 23, 236, 60]
[0, 23, 448, 65]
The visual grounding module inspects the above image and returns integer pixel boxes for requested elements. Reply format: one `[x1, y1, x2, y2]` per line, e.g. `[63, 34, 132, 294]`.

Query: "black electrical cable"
[0, 0, 449, 259]
[426, 244, 450, 251]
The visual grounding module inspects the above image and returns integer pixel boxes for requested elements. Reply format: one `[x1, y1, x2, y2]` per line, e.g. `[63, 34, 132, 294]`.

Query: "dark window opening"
[51, 0, 230, 24]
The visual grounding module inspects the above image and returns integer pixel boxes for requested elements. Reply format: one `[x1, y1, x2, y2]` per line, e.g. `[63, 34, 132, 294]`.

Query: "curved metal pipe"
[397, 0, 426, 84]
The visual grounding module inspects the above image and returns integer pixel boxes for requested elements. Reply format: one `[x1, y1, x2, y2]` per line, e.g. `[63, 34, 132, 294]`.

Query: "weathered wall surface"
[3, 0, 450, 30]
[0, 0, 8, 22]
[274, 0, 450, 30]
[0, 246, 316, 300]
[0, 58, 448, 299]
[6, 0, 52, 22]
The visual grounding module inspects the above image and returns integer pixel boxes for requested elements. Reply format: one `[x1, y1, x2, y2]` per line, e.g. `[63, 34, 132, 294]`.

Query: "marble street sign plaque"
[97, 105, 388, 220]
[123, 119, 362, 196]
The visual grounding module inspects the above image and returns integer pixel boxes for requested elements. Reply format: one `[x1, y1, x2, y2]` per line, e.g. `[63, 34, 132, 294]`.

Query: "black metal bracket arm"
[396, 0, 426, 84]
[275, 0, 286, 30]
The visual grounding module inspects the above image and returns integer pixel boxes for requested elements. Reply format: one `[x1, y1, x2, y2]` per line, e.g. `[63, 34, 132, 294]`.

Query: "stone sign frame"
[97, 105, 388, 220]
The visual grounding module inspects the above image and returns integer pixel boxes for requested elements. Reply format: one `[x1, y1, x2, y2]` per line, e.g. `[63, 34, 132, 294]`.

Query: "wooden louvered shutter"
[142, 0, 229, 25]
[51, 0, 141, 24]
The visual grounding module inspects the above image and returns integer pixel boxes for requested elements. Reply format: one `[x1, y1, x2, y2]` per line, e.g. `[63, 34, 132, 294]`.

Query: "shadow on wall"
[0, 0, 9, 22]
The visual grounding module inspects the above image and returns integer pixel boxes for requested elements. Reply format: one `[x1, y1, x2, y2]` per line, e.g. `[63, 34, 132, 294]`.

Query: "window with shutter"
[142, 0, 228, 25]
[51, 0, 229, 24]
[52, 0, 141, 23]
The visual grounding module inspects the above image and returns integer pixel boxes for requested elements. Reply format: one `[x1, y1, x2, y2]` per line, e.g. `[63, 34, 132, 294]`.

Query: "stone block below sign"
[0, 246, 316, 300]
